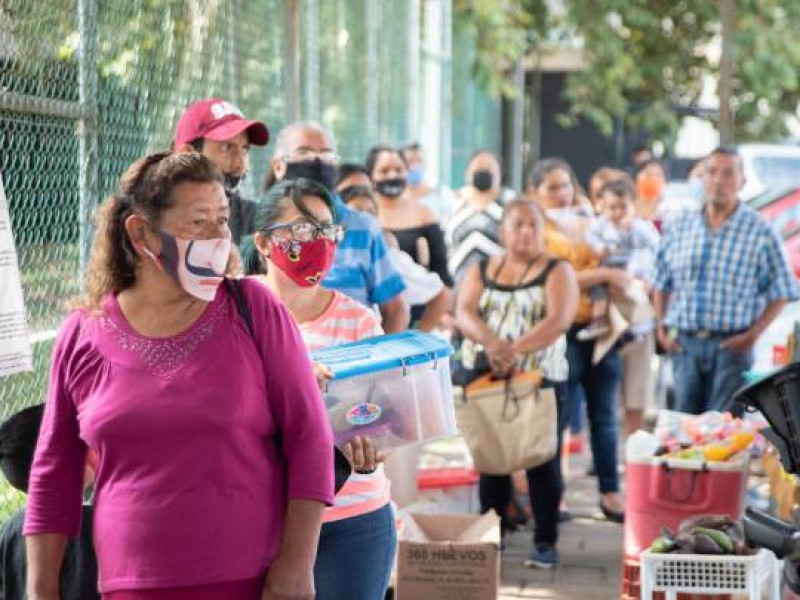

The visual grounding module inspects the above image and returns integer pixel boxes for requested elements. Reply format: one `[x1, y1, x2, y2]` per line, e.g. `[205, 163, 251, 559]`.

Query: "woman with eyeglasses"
[242, 179, 397, 600]
[24, 154, 334, 599]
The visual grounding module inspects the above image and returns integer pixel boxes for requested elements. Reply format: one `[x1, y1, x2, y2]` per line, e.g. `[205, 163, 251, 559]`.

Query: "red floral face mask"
[269, 236, 336, 287]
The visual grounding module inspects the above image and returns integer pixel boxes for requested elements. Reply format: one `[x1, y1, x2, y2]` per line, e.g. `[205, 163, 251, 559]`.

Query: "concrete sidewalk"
[500, 453, 625, 599]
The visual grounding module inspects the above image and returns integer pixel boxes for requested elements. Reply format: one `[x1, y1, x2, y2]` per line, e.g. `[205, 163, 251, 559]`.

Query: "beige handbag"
[454, 370, 557, 475]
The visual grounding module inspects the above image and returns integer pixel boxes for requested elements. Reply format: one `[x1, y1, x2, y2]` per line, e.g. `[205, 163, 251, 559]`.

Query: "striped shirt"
[299, 291, 391, 523]
[322, 200, 406, 307]
[445, 188, 516, 284]
[654, 203, 799, 332]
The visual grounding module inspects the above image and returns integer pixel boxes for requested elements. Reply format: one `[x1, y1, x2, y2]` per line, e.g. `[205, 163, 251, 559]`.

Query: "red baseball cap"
[174, 98, 270, 147]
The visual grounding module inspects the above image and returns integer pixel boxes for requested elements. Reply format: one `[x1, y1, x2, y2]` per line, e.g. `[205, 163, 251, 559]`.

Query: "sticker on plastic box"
[346, 403, 383, 426]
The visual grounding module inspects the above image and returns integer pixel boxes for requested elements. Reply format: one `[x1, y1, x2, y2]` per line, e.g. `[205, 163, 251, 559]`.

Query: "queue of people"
[1, 96, 798, 600]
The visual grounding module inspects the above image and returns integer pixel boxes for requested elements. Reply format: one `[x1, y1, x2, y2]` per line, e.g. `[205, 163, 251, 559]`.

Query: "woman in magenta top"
[24, 152, 334, 600]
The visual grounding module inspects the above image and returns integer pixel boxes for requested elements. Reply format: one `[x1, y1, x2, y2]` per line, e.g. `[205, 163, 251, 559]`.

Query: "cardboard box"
[396, 511, 500, 600]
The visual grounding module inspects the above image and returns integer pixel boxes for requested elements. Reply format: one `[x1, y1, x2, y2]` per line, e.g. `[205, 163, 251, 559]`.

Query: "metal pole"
[78, 0, 99, 286]
[365, 0, 380, 145]
[439, 0, 453, 188]
[502, 59, 525, 192]
[408, 0, 421, 143]
[283, 0, 301, 123]
[719, 0, 735, 145]
[227, 0, 239, 104]
[304, 0, 319, 120]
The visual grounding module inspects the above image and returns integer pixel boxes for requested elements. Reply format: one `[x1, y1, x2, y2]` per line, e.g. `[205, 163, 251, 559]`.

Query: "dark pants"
[566, 325, 622, 494]
[479, 381, 568, 548]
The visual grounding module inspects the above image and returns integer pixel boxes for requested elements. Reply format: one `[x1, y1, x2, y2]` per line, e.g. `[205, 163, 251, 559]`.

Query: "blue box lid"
[309, 331, 453, 379]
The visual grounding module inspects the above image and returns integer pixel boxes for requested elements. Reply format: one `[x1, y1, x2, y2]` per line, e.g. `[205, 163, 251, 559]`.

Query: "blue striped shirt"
[322, 199, 406, 306]
[654, 203, 798, 331]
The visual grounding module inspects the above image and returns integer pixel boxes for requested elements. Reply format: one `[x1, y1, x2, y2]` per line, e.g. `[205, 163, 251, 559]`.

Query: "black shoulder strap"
[540, 258, 561, 282]
[478, 257, 492, 285]
[224, 278, 352, 494]
[225, 277, 255, 340]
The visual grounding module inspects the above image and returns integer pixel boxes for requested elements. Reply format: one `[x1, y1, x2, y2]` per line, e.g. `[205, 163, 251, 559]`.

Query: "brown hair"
[597, 177, 636, 203]
[527, 157, 580, 205]
[80, 151, 223, 310]
[501, 195, 546, 224]
[589, 168, 627, 199]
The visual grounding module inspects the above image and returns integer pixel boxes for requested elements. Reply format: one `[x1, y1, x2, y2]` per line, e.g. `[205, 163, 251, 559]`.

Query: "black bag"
[225, 278, 351, 494]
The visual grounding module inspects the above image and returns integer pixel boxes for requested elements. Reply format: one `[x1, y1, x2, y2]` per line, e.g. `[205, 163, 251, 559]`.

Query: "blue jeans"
[671, 331, 753, 415]
[479, 381, 568, 547]
[566, 326, 622, 494]
[314, 503, 396, 600]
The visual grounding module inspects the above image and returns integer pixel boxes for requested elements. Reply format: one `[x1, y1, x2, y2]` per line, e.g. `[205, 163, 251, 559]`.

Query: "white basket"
[639, 549, 780, 599]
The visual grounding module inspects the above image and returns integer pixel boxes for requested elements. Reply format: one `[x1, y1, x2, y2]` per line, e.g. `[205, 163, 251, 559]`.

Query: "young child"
[578, 177, 660, 341]
[0, 404, 99, 600]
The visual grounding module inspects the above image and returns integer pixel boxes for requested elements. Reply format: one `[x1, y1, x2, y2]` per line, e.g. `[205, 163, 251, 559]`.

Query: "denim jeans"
[314, 504, 396, 600]
[671, 332, 753, 415]
[479, 381, 568, 547]
[566, 326, 622, 494]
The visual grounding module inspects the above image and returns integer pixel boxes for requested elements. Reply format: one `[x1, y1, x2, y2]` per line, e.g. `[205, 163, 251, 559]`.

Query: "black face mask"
[339, 185, 374, 205]
[223, 173, 245, 195]
[284, 158, 337, 191]
[374, 177, 407, 198]
[472, 170, 494, 192]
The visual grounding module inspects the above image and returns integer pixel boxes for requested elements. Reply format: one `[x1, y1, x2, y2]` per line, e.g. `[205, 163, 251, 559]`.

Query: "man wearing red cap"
[174, 98, 269, 244]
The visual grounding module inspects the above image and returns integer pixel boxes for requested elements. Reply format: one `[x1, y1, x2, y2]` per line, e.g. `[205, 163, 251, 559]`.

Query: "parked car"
[751, 186, 800, 278]
[738, 144, 800, 201]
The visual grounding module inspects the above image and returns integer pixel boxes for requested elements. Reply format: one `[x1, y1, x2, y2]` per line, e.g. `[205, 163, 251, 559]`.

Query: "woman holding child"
[528, 158, 627, 523]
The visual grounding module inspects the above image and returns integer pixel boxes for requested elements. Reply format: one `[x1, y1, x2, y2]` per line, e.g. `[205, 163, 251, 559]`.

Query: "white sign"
[0, 170, 32, 377]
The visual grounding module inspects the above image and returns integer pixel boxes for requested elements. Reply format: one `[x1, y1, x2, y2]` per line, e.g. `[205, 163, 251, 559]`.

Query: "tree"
[453, 0, 551, 97]
[456, 0, 800, 143]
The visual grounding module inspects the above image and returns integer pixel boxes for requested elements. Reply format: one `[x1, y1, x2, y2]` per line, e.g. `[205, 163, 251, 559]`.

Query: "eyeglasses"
[265, 221, 346, 243]
[282, 149, 341, 165]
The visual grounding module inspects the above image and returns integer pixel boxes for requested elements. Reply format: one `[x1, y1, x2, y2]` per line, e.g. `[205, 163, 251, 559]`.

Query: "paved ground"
[499, 451, 625, 599]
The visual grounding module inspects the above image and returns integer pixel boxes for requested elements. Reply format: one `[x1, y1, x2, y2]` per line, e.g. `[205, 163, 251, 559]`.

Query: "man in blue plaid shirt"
[654, 146, 798, 414]
[268, 122, 410, 332]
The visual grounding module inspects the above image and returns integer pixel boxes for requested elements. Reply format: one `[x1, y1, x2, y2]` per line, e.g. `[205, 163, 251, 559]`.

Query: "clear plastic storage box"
[310, 331, 457, 451]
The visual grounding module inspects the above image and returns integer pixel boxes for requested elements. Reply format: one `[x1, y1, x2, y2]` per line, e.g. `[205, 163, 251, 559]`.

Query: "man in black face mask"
[174, 98, 270, 245]
[268, 123, 410, 333]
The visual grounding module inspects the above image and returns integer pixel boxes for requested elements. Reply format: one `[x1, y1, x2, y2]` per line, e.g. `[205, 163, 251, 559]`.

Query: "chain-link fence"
[0, 0, 500, 518]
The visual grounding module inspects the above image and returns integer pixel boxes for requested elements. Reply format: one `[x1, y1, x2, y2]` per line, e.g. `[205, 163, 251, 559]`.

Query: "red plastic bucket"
[624, 456, 748, 558]
[417, 467, 478, 489]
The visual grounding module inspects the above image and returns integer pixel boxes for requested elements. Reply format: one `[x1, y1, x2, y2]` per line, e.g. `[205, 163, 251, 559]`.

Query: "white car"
[738, 144, 800, 201]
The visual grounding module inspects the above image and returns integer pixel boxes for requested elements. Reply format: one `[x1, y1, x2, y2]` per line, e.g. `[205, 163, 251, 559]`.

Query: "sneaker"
[524, 545, 559, 569]
[576, 318, 610, 341]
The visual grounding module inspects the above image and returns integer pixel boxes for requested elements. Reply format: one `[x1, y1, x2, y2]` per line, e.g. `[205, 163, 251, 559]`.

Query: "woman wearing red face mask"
[244, 179, 397, 600]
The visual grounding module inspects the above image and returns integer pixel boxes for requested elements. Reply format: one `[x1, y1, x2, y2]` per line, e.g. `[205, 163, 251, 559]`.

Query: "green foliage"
[733, 0, 800, 141]
[458, 0, 800, 143]
[454, 0, 550, 97]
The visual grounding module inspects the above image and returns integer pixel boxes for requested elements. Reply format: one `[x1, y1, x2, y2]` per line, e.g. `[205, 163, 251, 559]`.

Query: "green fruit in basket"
[649, 536, 676, 553]
[692, 532, 725, 554]
[679, 514, 734, 534]
[694, 527, 735, 554]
